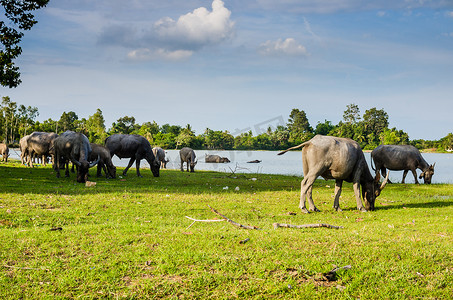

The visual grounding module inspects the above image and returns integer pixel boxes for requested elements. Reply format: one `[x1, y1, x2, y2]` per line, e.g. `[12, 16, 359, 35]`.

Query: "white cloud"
[259, 38, 309, 56]
[97, 0, 235, 60]
[377, 11, 386, 17]
[154, 0, 235, 46]
[127, 48, 193, 61]
[447, 11, 453, 17]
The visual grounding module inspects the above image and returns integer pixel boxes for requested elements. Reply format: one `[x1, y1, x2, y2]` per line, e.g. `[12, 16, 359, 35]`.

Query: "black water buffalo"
[152, 147, 169, 169]
[205, 154, 230, 163]
[180, 147, 197, 172]
[0, 143, 9, 162]
[90, 143, 116, 179]
[25, 132, 58, 167]
[105, 134, 159, 177]
[53, 131, 99, 183]
[278, 135, 388, 213]
[371, 144, 435, 184]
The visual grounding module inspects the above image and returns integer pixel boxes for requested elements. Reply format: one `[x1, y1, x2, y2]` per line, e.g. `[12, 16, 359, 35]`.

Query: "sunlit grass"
[1, 160, 452, 298]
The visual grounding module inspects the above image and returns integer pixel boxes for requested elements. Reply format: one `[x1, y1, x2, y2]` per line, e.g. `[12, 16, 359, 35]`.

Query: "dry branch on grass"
[184, 216, 225, 229]
[208, 205, 260, 230]
[273, 223, 344, 230]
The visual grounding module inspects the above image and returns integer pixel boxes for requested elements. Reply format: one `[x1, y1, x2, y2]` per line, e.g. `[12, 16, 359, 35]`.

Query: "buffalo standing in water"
[180, 147, 197, 172]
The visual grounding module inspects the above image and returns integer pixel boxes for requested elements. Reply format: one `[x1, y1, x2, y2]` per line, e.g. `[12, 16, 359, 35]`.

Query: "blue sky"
[2, 0, 453, 140]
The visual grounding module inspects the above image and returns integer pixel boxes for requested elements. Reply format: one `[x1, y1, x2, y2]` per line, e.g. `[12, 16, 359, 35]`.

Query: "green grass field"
[1, 160, 452, 299]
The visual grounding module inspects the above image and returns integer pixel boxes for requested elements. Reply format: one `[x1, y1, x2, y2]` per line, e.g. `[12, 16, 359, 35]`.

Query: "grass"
[0, 159, 452, 299]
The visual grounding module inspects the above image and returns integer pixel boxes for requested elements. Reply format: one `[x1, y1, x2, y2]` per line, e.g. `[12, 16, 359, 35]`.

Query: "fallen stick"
[273, 223, 343, 230]
[184, 216, 225, 229]
[208, 205, 260, 230]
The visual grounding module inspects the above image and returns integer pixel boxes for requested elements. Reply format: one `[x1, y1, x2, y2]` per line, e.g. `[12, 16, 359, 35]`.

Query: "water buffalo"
[180, 147, 197, 172]
[371, 145, 435, 184]
[105, 134, 160, 177]
[19, 135, 31, 165]
[90, 143, 116, 178]
[53, 131, 99, 183]
[278, 135, 388, 213]
[25, 132, 58, 167]
[152, 147, 169, 169]
[0, 143, 9, 162]
[205, 154, 230, 163]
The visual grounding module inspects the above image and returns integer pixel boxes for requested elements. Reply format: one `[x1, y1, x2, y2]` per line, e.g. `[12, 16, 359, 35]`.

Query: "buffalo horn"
[70, 155, 82, 167]
[89, 155, 100, 168]
[380, 170, 390, 190]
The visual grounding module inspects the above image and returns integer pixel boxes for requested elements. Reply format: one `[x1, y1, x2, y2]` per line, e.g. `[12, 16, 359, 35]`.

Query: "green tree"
[1, 0, 49, 87]
[85, 109, 107, 144]
[381, 127, 409, 146]
[57, 111, 78, 133]
[176, 127, 197, 149]
[234, 131, 253, 150]
[440, 133, 453, 151]
[314, 120, 335, 136]
[160, 124, 182, 136]
[111, 116, 136, 134]
[33, 118, 56, 133]
[1, 96, 17, 143]
[343, 103, 361, 124]
[136, 121, 159, 143]
[287, 108, 313, 145]
[362, 107, 389, 145]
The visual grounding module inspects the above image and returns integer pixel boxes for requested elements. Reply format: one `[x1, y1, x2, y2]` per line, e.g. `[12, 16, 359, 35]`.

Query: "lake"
[8, 148, 453, 184]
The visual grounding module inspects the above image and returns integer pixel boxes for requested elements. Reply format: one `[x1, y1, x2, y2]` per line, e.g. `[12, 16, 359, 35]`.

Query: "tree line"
[1, 97, 452, 152]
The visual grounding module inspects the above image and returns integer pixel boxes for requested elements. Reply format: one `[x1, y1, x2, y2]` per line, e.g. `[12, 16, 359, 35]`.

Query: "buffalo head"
[107, 164, 117, 179]
[71, 155, 100, 183]
[419, 163, 435, 184]
[362, 171, 389, 211]
[151, 160, 160, 177]
[190, 160, 197, 173]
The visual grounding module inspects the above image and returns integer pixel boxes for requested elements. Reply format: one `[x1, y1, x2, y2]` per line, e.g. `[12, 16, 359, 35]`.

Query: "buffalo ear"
[419, 172, 424, 179]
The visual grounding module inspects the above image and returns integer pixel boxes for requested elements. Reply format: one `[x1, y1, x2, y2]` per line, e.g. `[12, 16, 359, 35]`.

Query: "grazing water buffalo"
[180, 147, 197, 172]
[53, 131, 99, 183]
[0, 143, 9, 162]
[26, 132, 58, 167]
[371, 145, 435, 184]
[90, 143, 116, 179]
[105, 134, 160, 177]
[205, 154, 230, 163]
[152, 147, 169, 169]
[278, 135, 388, 213]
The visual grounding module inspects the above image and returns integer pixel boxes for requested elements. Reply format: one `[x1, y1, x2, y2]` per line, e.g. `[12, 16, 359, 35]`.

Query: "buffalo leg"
[180, 159, 184, 172]
[333, 179, 343, 211]
[299, 175, 317, 213]
[411, 169, 419, 184]
[54, 153, 61, 178]
[401, 170, 409, 184]
[353, 181, 366, 212]
[135, 159, 142, 177]
[306, 184, 320, 212]
[123, 157, 135, 176]
[65, 162, 70, 177]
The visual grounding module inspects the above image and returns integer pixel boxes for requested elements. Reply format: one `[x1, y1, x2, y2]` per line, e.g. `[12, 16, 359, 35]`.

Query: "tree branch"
[208, 205, 260, 230]
[273, 223, 343, 230]
[184, 216, 225, 229]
